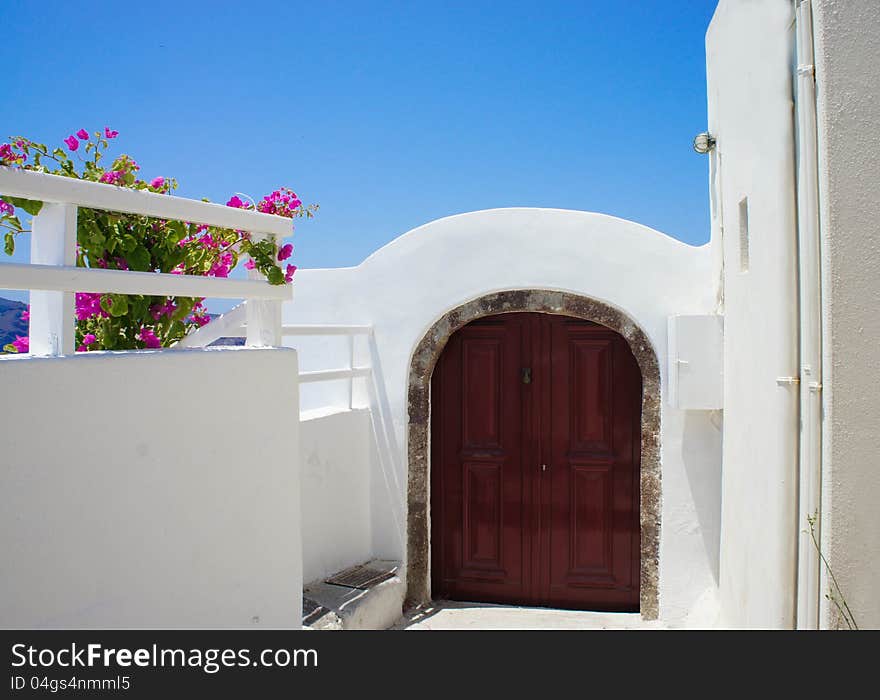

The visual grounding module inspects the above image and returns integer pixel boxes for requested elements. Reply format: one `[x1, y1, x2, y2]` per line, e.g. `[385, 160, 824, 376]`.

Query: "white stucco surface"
[706, 0, 800, 628]
[300, 408, 374, 584]
[813, 0, 880, 630]
[284, 207, 722, 622]
[0, 347, 302, 629]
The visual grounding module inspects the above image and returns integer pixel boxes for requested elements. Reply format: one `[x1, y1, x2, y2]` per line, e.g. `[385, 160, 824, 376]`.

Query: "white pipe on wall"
[794, 0, 824, 630]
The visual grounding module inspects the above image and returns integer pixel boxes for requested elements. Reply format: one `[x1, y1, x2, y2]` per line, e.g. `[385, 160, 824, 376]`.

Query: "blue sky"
[1, 0, 718, 307]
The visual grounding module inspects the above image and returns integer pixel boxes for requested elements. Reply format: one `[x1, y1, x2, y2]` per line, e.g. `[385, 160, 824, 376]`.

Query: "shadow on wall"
[366, 335, 407, 564]
[681, 411, 724, 584]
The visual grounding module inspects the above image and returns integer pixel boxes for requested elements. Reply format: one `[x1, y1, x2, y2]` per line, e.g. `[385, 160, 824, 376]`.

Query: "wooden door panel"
[568, 462, 614, 577]
[546, 320, 640, 610]
[461, 460, 504, 574]
[431, 316, 529, 602]
[461, 338, 503, 449]
[432, 313, 641, 611]
[569, 340, 614, 453]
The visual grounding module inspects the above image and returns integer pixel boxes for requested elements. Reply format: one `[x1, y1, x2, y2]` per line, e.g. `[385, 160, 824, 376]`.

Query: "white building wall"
[0, 347, 302, 629]
[706, 0, 800, 628]
[300, 408, 374, 584]
[284, 207, 722, 623]
[813, 0, 880, 630]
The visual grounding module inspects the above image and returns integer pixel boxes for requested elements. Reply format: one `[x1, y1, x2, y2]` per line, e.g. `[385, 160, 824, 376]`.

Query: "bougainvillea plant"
[0, 128, 316, 353]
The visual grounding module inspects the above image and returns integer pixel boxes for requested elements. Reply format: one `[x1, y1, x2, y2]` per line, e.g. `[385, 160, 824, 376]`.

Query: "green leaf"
[120, 233, 137, 253]
[5, 196, 43, 217]
[129, 295, 149, 320]
[266, 265, 285, 285]
[107, 294, 129, 317]
[174, 298, 196, 322]
[169, 319, 185, 339]
[79, 217, 105, 248]
[3, 343, 17, 353]
[127, 245, 151, 272]
[4, 232, 14, 256]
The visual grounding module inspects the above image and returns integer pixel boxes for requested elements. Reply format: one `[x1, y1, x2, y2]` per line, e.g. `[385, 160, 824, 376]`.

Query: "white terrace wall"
[707, 0, 800, 628]
[813, 0, 880, 630]
[299, 407, 374, 584]
[0, 347, 302, 629]
[284, 208, 721, 623]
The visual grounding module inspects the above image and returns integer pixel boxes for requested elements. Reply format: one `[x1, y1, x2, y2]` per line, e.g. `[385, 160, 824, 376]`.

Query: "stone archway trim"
[405, 289, 661, 620]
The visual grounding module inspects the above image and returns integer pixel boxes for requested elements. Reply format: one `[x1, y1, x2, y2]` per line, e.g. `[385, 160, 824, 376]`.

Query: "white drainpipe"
[794, 0, 823, 630]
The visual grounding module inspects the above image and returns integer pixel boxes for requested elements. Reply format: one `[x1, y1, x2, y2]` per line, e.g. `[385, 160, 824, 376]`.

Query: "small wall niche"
[738, 197, 750, 272]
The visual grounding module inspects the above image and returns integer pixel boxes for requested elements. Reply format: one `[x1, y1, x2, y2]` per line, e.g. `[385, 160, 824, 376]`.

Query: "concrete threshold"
[393, 600, 671, 630]
[302, 560, 404, 630]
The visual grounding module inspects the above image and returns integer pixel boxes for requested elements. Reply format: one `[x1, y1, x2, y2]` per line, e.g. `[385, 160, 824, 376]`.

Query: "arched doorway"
[406, 290, 661, 619]
[431, 312, 642, 611]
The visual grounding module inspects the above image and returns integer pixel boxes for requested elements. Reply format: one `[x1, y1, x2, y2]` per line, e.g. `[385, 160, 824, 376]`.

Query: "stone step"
[302, 559, 403, 630]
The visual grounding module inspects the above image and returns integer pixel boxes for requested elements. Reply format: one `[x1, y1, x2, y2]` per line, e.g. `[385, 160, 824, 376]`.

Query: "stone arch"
[405, 289, 661, 619]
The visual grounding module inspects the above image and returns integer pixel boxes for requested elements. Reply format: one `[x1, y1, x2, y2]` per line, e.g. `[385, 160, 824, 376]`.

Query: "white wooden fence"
[0, 166, 292, 354]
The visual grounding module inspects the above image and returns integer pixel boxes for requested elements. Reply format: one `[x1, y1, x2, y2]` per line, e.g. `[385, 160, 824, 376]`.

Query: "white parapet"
[0, 346, 302, 629]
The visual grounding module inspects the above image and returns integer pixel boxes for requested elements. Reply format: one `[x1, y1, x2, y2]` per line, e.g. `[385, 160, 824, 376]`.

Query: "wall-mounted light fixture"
[693, 132, 716, 154]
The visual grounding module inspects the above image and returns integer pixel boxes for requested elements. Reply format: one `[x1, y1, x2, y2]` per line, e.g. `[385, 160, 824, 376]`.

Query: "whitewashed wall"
[706, 0, 800, 628]
[284, 207, 721, 623]
[0, 347, 302, 629]
[300, 408, 374, 584]
[813, 0, 880, 630]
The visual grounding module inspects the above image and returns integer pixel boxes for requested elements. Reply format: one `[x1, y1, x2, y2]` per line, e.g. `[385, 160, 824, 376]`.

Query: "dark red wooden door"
[431, 313, 641, 611]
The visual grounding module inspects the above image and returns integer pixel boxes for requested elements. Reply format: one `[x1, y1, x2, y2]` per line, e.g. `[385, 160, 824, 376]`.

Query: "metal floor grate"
[325, 563, 396, 590]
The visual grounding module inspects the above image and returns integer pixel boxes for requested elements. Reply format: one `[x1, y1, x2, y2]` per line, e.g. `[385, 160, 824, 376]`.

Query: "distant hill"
[0, 296, 27, 348]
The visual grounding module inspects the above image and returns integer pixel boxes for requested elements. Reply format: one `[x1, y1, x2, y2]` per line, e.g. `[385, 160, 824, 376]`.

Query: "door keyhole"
[521, 367, 532, 384]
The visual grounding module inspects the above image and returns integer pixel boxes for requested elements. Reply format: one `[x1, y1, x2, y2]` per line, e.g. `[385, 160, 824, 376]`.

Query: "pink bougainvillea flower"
[198, 233, 218, 250]
[63, 135, 79, 151]
[137, 327, 161, 349]
[191, 313, 211, 327]
[277, 243, 293, 261]
[104, 126, 119, 139]
[75, 292, 108, 321]
[150, 176, 165, 189]
[21, 306, 29, 322]
[148, 299, 177, 320]
[76, 128, 89, 140]
[244, 259, 256, 270]
[11, 336, 28, 353]
[226, 195, 245, 209]
[0, 142, 27, 165]
[0, 198, 14, 216]
[284, 264, 297, 283]
[99, 170, 124, 185]
[208, 251, 234, 278]
[77, 333, 98, 351]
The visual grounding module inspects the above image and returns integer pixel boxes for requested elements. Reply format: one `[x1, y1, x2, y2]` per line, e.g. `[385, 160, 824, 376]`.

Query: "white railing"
[0, 166, 293, 355]
[181, 309, 373, 404]
[288, 325, 373, 409]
